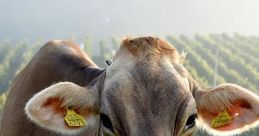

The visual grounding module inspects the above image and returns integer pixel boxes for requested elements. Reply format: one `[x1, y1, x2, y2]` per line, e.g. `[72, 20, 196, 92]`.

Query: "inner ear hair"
[195, 83, 259, 114]
[26, 82, 99, 117]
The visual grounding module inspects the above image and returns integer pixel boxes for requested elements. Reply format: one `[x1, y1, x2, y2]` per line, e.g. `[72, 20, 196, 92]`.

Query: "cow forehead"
[105, 37, 190, 98]
[105, 37, 189, 93]
[103, 52, 192, 112]
[104, 55, 191, 99]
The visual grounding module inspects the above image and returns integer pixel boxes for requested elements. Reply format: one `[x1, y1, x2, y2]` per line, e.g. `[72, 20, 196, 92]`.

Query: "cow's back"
[0, 40, 102, 136]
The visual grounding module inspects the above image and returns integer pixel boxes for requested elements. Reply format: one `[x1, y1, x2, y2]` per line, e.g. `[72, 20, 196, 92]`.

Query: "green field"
[0, 34, 259, 135]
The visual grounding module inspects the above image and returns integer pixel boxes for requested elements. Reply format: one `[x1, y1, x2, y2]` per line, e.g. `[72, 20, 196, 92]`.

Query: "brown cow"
[0, 40, 104, 136]
[2, 37, 259, 136]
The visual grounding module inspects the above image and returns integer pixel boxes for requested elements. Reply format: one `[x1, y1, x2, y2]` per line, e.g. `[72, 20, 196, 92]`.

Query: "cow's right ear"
[25, 82, 100, 135]
[194, 84, 259, 136]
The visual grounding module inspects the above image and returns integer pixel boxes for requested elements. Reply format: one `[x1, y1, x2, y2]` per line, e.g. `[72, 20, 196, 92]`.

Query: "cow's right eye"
[100, 113, 114, 132]
[185, 113, 197, 130]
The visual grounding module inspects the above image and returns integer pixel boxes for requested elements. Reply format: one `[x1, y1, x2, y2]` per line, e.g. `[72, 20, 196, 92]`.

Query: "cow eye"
[185, 114, 197, 130]
[100, 113, 114, 132]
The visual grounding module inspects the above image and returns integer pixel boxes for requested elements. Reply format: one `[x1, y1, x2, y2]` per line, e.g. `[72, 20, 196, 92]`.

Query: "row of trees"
[167, 34, 259, 93]
[0, 34, 259, 135]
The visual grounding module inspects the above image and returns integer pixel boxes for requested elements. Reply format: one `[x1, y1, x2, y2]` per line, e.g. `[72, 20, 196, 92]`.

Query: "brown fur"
[122, 37, 185, 64]
[122, 37, 175, 55]
[0, 40, 104, 136]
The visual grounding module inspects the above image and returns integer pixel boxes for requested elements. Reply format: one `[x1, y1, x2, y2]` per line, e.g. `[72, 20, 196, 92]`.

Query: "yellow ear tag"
[211, 110, 232, 128]
[64, 107, 87, 127]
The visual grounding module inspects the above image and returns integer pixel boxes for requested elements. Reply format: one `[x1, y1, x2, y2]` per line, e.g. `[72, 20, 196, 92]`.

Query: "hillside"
[0, 34, 259, 135]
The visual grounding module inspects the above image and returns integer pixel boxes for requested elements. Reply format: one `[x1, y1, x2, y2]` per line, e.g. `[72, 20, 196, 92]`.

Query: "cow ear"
[194, 84, 259, 135]
[25, 82, 100, 135]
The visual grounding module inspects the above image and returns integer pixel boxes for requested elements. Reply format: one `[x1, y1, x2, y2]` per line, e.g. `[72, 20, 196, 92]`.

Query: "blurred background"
[1, 0, 259, 135]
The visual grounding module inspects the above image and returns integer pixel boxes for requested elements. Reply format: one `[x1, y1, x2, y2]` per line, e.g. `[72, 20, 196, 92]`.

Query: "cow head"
[25, 37, 259, 136]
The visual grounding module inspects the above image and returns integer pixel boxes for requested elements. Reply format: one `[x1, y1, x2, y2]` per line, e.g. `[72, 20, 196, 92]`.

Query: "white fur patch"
[25, 82, 99, 135]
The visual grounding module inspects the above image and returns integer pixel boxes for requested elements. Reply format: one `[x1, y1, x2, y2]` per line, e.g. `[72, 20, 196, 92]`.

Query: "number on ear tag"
[64, 107, 86, 127]
[211, 110, 232, 128]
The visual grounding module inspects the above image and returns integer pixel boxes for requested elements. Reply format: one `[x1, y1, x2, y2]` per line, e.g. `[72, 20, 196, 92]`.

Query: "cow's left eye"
[100, 113, 114, 132]
[185, 113, 197, 130]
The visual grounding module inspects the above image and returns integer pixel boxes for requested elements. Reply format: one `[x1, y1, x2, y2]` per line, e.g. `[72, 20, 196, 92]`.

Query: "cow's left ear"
[25, 82, 100, 135]
[194, 84, 259, 135]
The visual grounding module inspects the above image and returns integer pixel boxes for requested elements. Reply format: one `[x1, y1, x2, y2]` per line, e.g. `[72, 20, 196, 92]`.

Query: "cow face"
[25, 37, 259, 136]
[101, 37, 197, 136]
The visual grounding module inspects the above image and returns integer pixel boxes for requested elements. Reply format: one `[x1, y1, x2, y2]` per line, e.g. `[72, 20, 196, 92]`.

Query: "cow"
[1, 37, 259, 136]
[0, 40, 104, 136]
